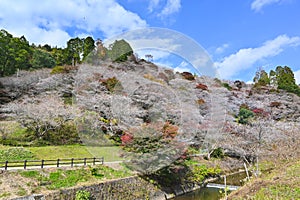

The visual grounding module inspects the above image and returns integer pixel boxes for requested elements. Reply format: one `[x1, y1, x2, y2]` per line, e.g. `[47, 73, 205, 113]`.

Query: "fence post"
[41, 160, 44, 168]
[84, 158, 87, 166]
[5, 161, 8, 170]
[24, 160, 27, 169]
[71, 158, 74, 167]
[57, 159, 60, 167]
[102, 157, 104, 165]
[93, 157, 96, 165]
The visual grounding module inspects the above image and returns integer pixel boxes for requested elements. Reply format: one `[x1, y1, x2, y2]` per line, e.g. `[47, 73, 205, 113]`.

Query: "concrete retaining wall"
[12, 176, 209, 200]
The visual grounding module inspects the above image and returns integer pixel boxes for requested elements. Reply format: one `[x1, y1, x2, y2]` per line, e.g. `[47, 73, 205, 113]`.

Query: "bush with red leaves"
[196, 83, 208, 90]
[120, 132, 133, 145]
[252, 108, 269, 117]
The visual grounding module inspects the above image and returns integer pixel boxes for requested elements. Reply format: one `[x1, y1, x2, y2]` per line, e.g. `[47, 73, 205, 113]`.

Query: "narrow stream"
[173, 187, 223, 200]
[173, 171, 248, 200]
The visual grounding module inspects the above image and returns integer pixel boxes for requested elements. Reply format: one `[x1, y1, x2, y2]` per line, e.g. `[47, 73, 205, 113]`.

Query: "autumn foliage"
[196, 83, 208, 90]
[120, 132, 133, 145]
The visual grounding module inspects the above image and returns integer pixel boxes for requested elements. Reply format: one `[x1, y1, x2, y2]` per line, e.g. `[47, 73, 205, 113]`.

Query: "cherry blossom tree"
[9, 95, 78, 139]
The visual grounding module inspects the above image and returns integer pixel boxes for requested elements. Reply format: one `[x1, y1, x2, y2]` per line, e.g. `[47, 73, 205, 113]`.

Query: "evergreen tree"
[253, 69, 270, 87]
[30, 49, 56, 69]
[107, 39, 133, 62]
[0, 29, 32, 76]
[83, 36, 95, 60]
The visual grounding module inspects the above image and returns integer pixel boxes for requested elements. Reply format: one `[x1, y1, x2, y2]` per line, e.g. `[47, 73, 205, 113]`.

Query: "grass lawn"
[27, 145, 124, 162]
[228, 159, 300, 199]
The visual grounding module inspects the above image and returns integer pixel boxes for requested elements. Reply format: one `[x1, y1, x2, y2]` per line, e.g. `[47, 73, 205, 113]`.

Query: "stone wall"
[11, 175, 207, 200]
[12, 176, 162, 200]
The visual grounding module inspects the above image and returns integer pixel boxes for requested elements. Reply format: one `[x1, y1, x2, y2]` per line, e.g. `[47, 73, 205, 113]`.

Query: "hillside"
[0, 59, 299, 199]
[1, 58, 299, 155]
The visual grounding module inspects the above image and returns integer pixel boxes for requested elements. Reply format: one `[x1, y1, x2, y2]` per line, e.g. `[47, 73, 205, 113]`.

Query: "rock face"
[0, 60, 299, 158]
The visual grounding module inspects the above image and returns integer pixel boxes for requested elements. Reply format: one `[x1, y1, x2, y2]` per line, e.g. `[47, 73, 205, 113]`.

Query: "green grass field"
[0, 145, 123, 162]
[28, 145, 124, 162]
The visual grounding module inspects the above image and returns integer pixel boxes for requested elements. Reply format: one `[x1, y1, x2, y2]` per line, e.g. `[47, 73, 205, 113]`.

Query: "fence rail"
[0, 157, 104, 170]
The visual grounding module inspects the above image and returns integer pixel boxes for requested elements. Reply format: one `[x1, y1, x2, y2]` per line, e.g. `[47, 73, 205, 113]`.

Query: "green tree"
[274, 66, 300, 96]
[0, 30, 32, 76]
[30, 49, 56, 69]
[83, 36, 95, 60]
[107, 39, 133, 62]
[275, 66, 296, 89]
[253, 69, 270, 87]
[51, 47, 70, 66]
[67, 37, 84, 66]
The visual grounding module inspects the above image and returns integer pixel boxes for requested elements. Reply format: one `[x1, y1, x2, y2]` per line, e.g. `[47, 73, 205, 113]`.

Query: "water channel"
[172, 171, 248, 200]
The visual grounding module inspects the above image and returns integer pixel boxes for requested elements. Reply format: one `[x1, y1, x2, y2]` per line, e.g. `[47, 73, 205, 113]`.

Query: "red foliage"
[162, 122, 179, 138]
[252, 108, 269, 117]
[196, 83, 208, 90]
[120, 132, 133, 145]
[252, 108, 264, 114]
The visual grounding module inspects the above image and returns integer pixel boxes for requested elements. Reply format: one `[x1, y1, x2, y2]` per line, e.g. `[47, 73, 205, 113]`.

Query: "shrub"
[43, 122, 80, 145]
[214, 78, 222, 85]
[188, 164, 221, 183]
[75, 190, 91, 200]
[252, 108, 268, 117]
[197, 99, 205, 105]
[210, 147, 224, 158]
[181, 72, 195, 80]
[237, 108, 254, 124]
[120, 132, 133, 145]
[50, 65, 77, 74]
[101, 76, 123, 93]
[239, 103, 249, 110]
[162, 122, 178, 138]
[222, 82, 232, 91]
[50, 66, 65, 74]
[195, 83, 208, 90]
[270, 101, 281, 108]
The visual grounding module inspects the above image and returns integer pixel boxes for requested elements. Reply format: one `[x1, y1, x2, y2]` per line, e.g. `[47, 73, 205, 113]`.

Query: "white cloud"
[104, 27, 215, 77]
[159, 0, 181, 17]
[147, 0, 181, 17]
[148, 0, 161, 13]
[215, 35, 300, 79]
[251, 0, 286, 12]
[294, 70, 300, 85]
[174, 61, 191, 73]
[0, 0, 147, 47]
[215, 43, 229, 54]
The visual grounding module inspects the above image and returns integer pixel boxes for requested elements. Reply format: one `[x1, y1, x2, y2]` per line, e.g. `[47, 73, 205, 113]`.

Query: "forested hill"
[0, 29, 133, 77]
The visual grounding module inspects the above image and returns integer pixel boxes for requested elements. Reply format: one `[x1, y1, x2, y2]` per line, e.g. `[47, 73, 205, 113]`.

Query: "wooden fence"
[0, 157, 104, 170]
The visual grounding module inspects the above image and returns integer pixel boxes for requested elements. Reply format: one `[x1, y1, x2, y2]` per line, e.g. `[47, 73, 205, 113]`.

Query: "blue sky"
[0, 0, 300, 83]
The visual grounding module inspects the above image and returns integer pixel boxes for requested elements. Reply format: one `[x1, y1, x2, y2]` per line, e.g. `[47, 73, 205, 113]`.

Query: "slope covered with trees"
[253, 66, 300, 96]
[0, 29, 299, 199]
[0, 29, 134, 77]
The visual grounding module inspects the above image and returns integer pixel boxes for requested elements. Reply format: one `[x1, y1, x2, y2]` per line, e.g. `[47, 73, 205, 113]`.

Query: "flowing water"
[173, 171, 247, 200]
[173, 187, 223, 200]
